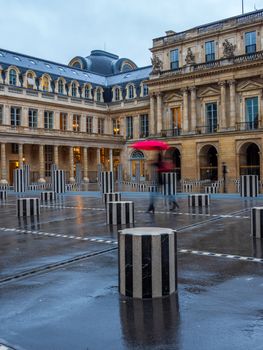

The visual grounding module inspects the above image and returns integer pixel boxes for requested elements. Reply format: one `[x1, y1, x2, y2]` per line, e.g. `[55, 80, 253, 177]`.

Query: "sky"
[0, 0, 262, 68]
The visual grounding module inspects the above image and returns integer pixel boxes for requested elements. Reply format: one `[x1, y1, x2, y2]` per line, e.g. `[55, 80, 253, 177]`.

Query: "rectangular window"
[28, 109, 38, 128]
[113, 118, 120, 135]
[126, 116, 133, 139]
[98, 118, 104, 134]
[172, 107, 181, 135]
[0, 105, 3, 125]
[140, 114, 149, 138]
[60, 113, 67, 131]
[11, 143, 19, 154]
[10, 107, 21, 127]
[45, 145, 53, 177]
[205, 103, 217, 133]
[170, 49, 179, 70]
[44, 111, 53, 129]
[73, 114, 81, 132]
[245, 97, 258, 129]
[86, 116, 93, 134]
[205, 41, 215, 62]
[245, 31, 256, 54]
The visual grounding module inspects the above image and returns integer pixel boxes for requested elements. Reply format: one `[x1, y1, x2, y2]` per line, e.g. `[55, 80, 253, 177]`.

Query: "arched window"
[97, 88, 102, 102]
[71, 82, 77, 97]
[130, 150, 145, 179]
[27, 72, 34, 89]
[115, 87, 120, 101]
[58, 79, 64, 94]
[128, 85, 134, 99]
[85, 85, 91, 99]
[9, 69, 17, 85]
[42, 76, 49, 91]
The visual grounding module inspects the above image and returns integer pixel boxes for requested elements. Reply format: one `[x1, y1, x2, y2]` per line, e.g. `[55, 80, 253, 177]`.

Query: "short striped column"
[23, 164, 30, 190]
[118, 227, 177, 299]
[148, 185, 158, 192]
[14, 168, 25, 192]
[107, 201, 134, 225]
[52, 170, 65, 193]
[251, 207, 263, 238]
[0, 190, 7, 200]
[101, 171, 114, 193]
[188, 194, 210, 207]
[41, 191, 56, 202]
[161, 173, 176, 196]
[205, 186, 217, 194]
[17, 198, 40, 216]
[104, 192, 121, 205]
[183, 183, 193, 193]
[240, 175, 258, 197]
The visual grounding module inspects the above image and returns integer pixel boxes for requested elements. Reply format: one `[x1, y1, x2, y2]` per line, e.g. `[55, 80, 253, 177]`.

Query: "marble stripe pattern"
[240, 175, 258, 197]
[16, 197, 40, 217]
[101, 171, 114, 194]
[103, 192, 121, 205]
[161, 172, 176, 196]
[118, 227, 177, 299]
[251, 207, 263, 238]
[188, 194, 210, 207]
[0, 190, 7, 200]
[40, 191, 56, 202]
[14, 168, 25, 192]
[107, 201, 134, 225]
[52, 169, 65, 193]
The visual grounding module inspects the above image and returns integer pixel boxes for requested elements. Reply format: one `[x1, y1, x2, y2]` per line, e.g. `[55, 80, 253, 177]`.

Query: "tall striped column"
[107, 201, 134, 225]
[14, 168, 25, 192]
[23, 164, 30, 191]
[161, 173, 176, 196]
[41, 191, 56, 202]
[0, 190, 7, 200]
[188, 194, 210, 206]
[118, 227, 177, 299]
[101, 171, 114, 193]
[251, 207, 263, 238]
[52, 170, 65, 193]
[240, 175, 258, 197]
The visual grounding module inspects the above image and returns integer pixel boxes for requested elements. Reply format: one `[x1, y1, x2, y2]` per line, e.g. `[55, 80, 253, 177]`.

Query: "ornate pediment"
[236, 80, 263, 92]
[198, 87, 220, 97]
[163, 92, 183, 102]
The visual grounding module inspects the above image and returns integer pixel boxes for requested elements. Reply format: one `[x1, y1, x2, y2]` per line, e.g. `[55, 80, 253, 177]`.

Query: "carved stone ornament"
[222, 39, 236, 59]
[185, 48, 195, 65]
[151, 55, 163, 74]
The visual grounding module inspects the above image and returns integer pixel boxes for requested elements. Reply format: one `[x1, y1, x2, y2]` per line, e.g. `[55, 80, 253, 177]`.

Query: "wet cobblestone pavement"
[0, 190, 263, 350]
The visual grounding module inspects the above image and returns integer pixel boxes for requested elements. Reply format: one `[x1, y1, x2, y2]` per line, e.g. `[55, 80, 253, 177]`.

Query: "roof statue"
[185, 48, 195, 65]
[151, 55, 163, 74]
[223, 39, 236, 59]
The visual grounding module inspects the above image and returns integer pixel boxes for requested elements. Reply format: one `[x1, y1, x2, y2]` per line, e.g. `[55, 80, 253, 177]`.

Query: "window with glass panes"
[71, 83, 77, 97]
[126, 116, 133, 139]
[205, 103, 217, 133]
[143, 84, 148, 96]
[10, 107, 21, 126]
[115, 88, 120, 101]
[140, 114, 149, 138]
[44, 111, 53, 129]
[73, 114, 81, 132]
[245, 97, 258, 129]
[86, 116, 93, 133]
[11, 144, 19, 154]
[98, 118, 104, 134]
[85, 86, 90, 99]
[113, 118, 120, 135]
[60, 113, 67, 130]
[9, 69, 17, 85]
[205, 41, 215, 62]
[28, 109, 38, 128]
[128, 85, 134, 99]
[245, 31, 256, 54]
[170, 49, 179, 70]
[97, 89, 102, 102]
[58, 80, 64, 94]
[0, 105, 2, 125]
[45, 145, 53, 177]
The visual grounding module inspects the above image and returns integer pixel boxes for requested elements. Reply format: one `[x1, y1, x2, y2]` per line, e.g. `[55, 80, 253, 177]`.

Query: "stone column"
[69, 146, 75, 183]
[38, 144, 46, 183]
[54, 145, 59, 167]
[22, 107, 28, 127]
[109, 148, 113, 172]
[149, 94, 155, 136]
[97, 148, 101, 163]
[156, 92, 163, 135]
[219, 81, 226, 130]
[83, 147, 89, 182]
[0, 143, 8, 184]
[18, 144, 23, 168]
[190, 87, 196, 133]
[67, 114, 73, 131]
[182, 88, 189, 133]
[229, 80, 236, 129]
[80, 114, 86, 132]
[38, 109, 44, 129]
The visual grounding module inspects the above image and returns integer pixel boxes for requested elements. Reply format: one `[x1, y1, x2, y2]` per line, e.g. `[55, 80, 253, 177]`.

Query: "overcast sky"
[0, 0, 261, 67]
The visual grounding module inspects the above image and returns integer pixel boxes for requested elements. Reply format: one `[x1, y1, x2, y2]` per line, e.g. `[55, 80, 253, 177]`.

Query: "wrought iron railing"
[236, 121, 260, 131]
[195, 125, 218, 134]
[160, 128, 182, 137]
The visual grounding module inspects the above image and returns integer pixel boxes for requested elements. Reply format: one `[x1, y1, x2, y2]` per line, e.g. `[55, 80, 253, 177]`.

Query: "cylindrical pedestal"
[104, 192, 121, 205]
[41, 191, 56, 202]
[107, 201, 134, 225]
[205, 186, 217, 194]
[251, 207, 263, 238]
[101, 171, 114, 193]
[118, 227, 177, 299]
[183, 183, 193, 193]
[188, 194, 210, 206]
[14, 168, 25, 192]
[240, 175, 258, 197]
[52, 170, 65, 193]
[0, 190, 7, 200]
[17, 198, 40, 216]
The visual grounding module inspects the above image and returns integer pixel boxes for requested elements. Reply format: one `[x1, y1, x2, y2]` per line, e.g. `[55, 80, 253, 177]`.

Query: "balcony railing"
[196, 125, 218, 134]
[160, 128, 182, 137]
[236, 121, 260, 131]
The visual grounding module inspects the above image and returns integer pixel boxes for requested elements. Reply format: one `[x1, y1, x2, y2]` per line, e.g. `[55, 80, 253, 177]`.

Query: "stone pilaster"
[54, 145, 59, 167]
[228, 80, 236, 129]
[156, 92, 163, 135]
[149, 94, 156, 135]
[38, 144, 46, 183]
[219, 81, 226, 130]
[182, 88, 189, 133]
[69, 146, 75, 183]
[190, 87, 196, 133]
[83, 147, 89, 182]
[109, 148, 113, 172]
[18, 144, 23, 168]
[0, 143, 8, 184]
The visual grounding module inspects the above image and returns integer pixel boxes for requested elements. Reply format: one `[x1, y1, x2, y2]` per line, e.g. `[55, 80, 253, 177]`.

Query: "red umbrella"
[130, 140, 169, 150]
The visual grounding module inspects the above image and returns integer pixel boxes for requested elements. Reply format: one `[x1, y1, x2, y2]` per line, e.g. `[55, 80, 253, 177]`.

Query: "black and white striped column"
[23, 164, 30, 191]
[107, 201, 134, 225]
[188, 194, 210, 207]
[161, 173, 176, 196]
[118, 227, 177, 299]
[205, 186, 218, 194]
[17, 198, 40, 216]
[183, 183, 193, 193]
[240, 175, 258, 197]
[101, 171, 114, 193]
[251, 207, 263, 238]
[41, 191, 56, 202]
[0, 190, 7, 200]
[14, 168, 25, 192]
[52, 170, 65, 193]
[104, 192, 121, 205]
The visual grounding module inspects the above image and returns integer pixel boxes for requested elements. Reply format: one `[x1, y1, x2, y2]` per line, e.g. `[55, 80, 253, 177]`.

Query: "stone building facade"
[1, 9, 263, 190]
